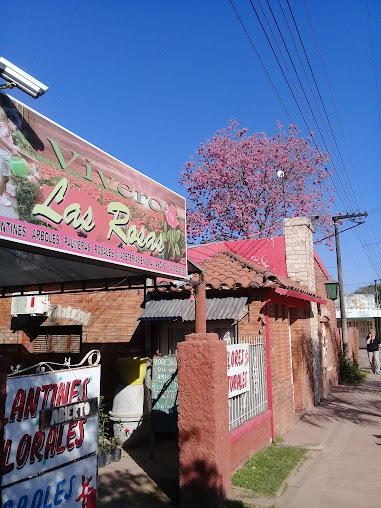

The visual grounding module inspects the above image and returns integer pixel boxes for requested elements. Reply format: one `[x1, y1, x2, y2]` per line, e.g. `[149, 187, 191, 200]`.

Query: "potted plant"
[98, 440, 107, 468]
[111, 436, 122, 462]
[105, 442, 112, 466]
[98, 396, 110, 468]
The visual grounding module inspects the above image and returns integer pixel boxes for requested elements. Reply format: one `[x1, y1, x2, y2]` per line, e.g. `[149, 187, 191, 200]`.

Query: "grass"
[232, 444, 307, 498]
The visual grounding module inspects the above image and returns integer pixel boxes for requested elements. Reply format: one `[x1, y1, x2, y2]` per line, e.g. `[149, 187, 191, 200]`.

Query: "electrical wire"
[246, 0, 358, 213]
[366, 0, 381, 129]
[286, 0, 360, 211]
[229, 0, 381, 276]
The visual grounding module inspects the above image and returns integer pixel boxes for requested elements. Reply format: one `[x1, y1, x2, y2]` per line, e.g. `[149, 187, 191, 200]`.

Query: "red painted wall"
[230, 411, 272, 472]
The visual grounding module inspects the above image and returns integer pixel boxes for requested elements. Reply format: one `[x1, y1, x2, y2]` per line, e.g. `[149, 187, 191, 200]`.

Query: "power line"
[286, 0, 360, 212]
[302, 0, 381, 277]
[229, 0, 381, 275]
[228, 0, 295, 124]
[246, 0, 358, 214]
[366, 0, 381, 130]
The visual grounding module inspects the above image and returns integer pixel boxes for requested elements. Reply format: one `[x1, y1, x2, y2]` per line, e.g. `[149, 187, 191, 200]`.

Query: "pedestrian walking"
[366, 331, 380, 374]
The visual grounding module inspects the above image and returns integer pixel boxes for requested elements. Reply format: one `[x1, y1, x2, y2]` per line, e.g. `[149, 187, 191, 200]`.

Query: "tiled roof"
[200, 251, 316, 296]
[154, 250, 317, 297]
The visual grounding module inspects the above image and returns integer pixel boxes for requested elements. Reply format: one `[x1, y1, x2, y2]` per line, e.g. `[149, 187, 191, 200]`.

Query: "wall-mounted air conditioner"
[11, 293, 50, 317]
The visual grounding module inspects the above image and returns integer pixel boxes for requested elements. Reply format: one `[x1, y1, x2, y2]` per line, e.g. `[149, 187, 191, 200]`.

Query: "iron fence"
[229, 335, 268, 430]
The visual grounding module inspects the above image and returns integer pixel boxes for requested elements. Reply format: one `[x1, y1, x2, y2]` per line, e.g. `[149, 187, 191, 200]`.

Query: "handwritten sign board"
[0, 94, 187, 279]
[1, 365, 100, 506]
[227, 343, 250, 398]
[151, 356, 178, 432]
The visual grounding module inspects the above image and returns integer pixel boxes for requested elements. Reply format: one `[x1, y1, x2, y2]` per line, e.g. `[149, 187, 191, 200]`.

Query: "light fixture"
[0, 57, 48, 98]
[325, 279, 339, 300]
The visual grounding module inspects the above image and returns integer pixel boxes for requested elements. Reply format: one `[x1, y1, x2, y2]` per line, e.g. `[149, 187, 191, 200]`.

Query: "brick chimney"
[283, 217, 322, 405]
[283, 217, 316, 292]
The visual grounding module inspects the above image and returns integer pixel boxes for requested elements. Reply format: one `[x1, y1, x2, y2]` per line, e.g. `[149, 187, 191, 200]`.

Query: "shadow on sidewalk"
[98, 466, 172, 507]
[300, 375, 381, 429]
[127, 433, 180, 502]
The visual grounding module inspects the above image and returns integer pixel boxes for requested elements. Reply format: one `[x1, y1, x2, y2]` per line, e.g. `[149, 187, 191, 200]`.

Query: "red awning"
[274, 287, 327, 304]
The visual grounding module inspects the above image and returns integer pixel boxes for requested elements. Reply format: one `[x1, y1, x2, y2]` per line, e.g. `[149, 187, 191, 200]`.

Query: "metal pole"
[375, 280, 380, 339]
[334, 220, 349, 357]
[332, 212, 367, 358]
[375, 280, 379, 308]
[195, 272, 206, 333]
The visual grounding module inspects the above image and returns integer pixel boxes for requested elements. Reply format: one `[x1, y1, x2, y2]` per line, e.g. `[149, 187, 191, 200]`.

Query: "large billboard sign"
[1, 365, 100, 507]
[0, 94, 187, 278]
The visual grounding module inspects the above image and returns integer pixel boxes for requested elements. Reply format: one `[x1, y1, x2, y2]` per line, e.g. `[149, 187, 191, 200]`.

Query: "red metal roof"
[188, 237, 288, 278]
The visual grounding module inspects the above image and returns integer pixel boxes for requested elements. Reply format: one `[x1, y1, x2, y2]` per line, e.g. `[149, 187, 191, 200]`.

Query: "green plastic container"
[9, 156, 29, 179]
[117, 357, 149, 385]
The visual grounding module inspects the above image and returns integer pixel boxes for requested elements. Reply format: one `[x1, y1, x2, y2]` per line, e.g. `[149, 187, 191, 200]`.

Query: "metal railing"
[229, 335, 268, 430]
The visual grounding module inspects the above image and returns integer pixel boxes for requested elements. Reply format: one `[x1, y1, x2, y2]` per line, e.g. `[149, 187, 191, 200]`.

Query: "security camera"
[0, 57, 48, 99]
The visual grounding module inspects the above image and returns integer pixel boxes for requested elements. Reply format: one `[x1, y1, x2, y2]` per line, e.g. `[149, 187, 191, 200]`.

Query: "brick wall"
[0, 289, 146, 408]
[339, 327, 359, 362]
[290, 306, 314, 411]
[267, 302, 295, 435]
[314, 260, 340, 394]
[238, 292, 266, 337]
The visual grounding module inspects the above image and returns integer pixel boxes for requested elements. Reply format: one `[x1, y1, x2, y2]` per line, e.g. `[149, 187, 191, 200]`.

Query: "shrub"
[339, 353, 367, 384]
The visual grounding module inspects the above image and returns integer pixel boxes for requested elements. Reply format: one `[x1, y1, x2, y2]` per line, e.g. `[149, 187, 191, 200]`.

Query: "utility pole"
[375, 279, 381, 340]
[332, 212, 368, 358]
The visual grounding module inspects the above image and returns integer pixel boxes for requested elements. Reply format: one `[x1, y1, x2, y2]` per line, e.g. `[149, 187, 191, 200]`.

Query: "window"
[159, 323, 194, 355]
[29, 325, 82, 354]
[209, 321, 237, 344]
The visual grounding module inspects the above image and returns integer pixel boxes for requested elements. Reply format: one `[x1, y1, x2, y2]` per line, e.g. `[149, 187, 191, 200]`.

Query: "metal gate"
[229, 335, 268, 430]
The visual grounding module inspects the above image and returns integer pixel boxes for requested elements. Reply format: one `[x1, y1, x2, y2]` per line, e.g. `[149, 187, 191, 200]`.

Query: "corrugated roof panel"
[139, 297, 247, 322]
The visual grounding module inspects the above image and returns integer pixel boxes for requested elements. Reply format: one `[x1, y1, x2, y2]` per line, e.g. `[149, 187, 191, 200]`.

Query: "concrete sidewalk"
[98, 454, 173, 507]
[98, 433, 178, 507]
[277, 350, 381, 508]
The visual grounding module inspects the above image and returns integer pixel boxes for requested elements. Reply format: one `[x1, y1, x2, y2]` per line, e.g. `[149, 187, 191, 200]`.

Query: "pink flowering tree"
[180, 121, 335, 244]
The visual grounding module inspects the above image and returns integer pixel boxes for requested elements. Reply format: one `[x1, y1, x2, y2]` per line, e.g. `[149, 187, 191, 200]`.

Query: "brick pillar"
[284, 217, 316, 292]
[284, 217, 322, 404]
[177, 333, 231, 507]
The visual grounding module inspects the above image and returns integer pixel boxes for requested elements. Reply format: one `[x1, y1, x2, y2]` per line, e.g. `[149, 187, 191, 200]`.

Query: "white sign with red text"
[2, 365, 100, 487]
[227, 343, 250, 398]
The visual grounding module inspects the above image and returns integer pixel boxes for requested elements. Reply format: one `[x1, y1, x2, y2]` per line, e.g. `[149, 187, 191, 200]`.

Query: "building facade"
[336, 293, 381, 348]
[0, 217, 340, 473]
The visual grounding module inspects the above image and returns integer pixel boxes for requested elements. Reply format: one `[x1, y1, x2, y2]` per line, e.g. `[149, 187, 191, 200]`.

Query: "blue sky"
[3, 0, 381, 292]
